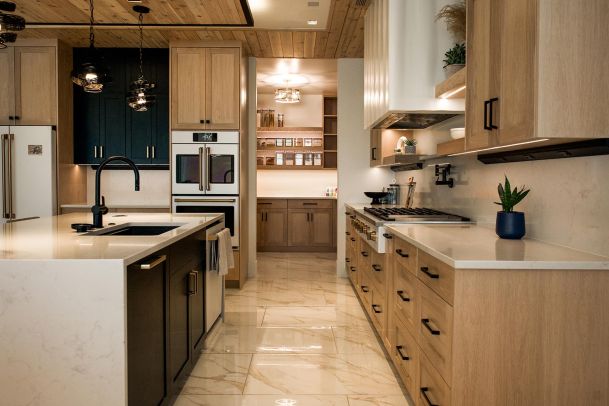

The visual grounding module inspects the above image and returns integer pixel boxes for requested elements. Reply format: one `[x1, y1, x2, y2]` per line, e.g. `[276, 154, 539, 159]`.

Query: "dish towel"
[216, 228, 234, 276]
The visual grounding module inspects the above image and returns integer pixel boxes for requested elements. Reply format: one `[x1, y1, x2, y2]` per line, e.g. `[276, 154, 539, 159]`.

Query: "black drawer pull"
[361, 251, 369, 257]
[350, 266, 356, 272]
[372, 304, 382, 314]
[420, 266, 439, 279]
[489, 97, 499, 130]
[484, 99, 491, 130]
[396, 345, 410, 361]
[345, 258, 350, 263]
[395, 249, 409, 258]
[302, 202, 318, 205]
[421, 318, 441, 335]
[345, 212, 350, 215]
[372, 264, 382, 272]
[383, 233, 393, 239]
[350, 237, 356, 242]
[396, 290, 410, 302]
[361, 285, 369, 293]
[420, 387, 438, 406]
[346, 231, 350, 235]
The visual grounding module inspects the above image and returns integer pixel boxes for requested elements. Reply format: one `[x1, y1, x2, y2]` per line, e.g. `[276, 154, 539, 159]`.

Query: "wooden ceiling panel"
[18, 0, 368, 59]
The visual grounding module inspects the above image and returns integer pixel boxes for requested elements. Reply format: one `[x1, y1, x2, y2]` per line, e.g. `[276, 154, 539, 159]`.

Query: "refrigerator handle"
[198, 147, 205, 192]
[7, 134, 13, 219]
[1, 134, 8, 219]
[205, 146, 211, 191]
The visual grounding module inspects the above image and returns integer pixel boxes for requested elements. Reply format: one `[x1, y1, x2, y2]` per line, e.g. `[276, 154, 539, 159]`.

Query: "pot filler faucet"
[91, 156, 140, 228]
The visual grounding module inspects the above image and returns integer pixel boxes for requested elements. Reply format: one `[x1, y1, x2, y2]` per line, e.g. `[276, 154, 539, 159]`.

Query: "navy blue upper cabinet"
[74, 48, 169, 165]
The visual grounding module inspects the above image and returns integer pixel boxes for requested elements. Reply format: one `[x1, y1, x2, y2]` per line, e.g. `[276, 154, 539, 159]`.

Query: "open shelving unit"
[323, 96, 338, 169]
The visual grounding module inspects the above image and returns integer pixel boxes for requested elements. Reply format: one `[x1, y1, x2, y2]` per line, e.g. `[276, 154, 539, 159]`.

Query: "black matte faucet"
[91, 156, 140, 228]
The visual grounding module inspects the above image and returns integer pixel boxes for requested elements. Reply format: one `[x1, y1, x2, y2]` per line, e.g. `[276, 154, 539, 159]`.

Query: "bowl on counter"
[364, 191, 389, 205]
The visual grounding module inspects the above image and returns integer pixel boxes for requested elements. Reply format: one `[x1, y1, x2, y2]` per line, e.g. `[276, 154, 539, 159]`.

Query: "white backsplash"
[86, 167, 170, 206]
[395, 134, 609, 257]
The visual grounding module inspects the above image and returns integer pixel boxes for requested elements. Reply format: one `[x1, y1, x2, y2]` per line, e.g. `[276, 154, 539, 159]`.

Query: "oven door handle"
[198, 147, 205, 192]
[174, 198, 237, 203]
[205, 146, 211, 191]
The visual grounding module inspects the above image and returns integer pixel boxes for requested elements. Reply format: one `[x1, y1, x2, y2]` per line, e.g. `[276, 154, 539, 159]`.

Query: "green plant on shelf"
[442, 43, 466, 68]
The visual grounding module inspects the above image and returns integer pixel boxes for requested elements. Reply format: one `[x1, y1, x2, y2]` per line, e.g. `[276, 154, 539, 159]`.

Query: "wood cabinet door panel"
[169, 266, 191, 385]
[310, 208, 333, 247]
[171, 48, 206, 129]
[264, 209, 288, 247]
[0, 48, 15, 125]
[205, 48, 240, 130]
[14, 46, 56, 125]
[370, 129, 381, 166]
[465, 0, 494, 150]
[496, 0, 536, 145]
[287, 209, 310, 247]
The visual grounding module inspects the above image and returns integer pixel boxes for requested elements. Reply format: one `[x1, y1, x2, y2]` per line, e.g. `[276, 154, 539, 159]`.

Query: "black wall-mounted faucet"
[91, 156, 140, 228]
[435, 164, 454, 188]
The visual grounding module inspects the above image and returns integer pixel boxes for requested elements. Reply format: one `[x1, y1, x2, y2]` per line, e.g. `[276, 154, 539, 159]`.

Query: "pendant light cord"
[138, 12, 144, 79]
[88, 0, 95, 48]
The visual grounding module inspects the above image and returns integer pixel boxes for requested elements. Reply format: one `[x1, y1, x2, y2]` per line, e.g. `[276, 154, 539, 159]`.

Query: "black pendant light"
[127, 6, 156, 112]
[0, 1, 25, 49]
[71, 0, 111, 93]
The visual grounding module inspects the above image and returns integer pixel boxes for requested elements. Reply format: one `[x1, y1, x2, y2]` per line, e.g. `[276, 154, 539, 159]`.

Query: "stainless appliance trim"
[174, 198, 236, 203]
[205, 146, 211, 191]
[8, 134, 13, 219]
[1, 134, 8, 219]
[198, 147, 204, 191]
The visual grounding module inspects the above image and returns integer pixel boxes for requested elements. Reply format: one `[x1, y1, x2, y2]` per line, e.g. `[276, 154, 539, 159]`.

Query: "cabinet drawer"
[391, 317, 419, 397]
[358, 272, 372, 307]
[419, 352, 451, 406]
[369, 250, 387, 289]
[288, 199, 334, 209]
[418, 282, 453, 385]
[417, 250, 455, 305]
[358, 240, 372, 269]
[257, 199, 287, 209]
[370, 287, 387, 334]
[394, 237, 417, 275]
[393, 261, 420, 334]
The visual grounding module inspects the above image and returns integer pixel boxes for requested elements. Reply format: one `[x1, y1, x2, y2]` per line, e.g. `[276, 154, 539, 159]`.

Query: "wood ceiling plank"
[337, 4, 365, 58]
[293, 32, 305, 58]
[314, 31, 329, 58]
[232, 31, 251, 55]
[324, 0, 351, 58]
[268, 31, 283, 58]
[304, 32, 316, 58]
[244, 30, 262, 57]
[256, 31, 274, 58]
[280, 32, 294, 58]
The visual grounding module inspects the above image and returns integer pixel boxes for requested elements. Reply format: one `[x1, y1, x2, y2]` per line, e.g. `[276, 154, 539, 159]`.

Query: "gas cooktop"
[363, 207, 470, 222]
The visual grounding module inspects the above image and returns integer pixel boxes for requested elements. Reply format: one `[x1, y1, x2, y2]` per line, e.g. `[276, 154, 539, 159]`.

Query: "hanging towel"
[216, 228, 234, 276]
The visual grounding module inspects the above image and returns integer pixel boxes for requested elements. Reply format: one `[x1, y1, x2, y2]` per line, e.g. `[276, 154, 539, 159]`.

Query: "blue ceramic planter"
[496, 211, 526, 239]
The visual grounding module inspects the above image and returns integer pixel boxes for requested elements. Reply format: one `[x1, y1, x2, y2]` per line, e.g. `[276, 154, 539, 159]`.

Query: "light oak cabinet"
[466, 0, 609, 150]
[257, 199, 336, 252]
[171, 46, 239, 130]
[0, 46, 56, 125]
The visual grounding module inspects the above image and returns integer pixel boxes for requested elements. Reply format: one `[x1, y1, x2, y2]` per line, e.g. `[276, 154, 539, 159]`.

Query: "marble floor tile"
[347, 395, 413, 406]
[332, 326, 384, 355]
[181, 354, 252, 395]
[174, 394, 350, 406]
[262, 306, 369, 328]
[244, 353, 403, 395]
[223, 306, 266, 327]
[203, 325, 337, 355]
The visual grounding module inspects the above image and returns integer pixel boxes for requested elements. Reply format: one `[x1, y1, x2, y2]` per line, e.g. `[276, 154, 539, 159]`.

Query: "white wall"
[337, 59, 394, 275]
[86, 168, 170, 206]
[257, 170, 337, 197]
[247, 57, 258, 277]
[257, 94, 323, 127]
[394, 120, 609, 257]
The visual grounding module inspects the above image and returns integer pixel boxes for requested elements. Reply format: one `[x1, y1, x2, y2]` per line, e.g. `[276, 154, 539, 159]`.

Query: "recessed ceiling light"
[307, 19, 318, 26]
[127, 0, 142, 3]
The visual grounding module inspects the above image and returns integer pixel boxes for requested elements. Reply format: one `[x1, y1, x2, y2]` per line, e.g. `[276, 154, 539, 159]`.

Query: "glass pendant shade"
[275, 88, 301, 104]
[127, 78, 156, 112]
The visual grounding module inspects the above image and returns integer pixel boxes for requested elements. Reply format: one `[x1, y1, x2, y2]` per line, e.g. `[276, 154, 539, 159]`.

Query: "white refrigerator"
[0, 126, 56, 223]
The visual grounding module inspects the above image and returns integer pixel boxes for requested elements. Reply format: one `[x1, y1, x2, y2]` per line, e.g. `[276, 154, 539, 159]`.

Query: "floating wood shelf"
[257, 127, 323, 132]
[436, 138, 465, 156]
[257, 165, 324, 170]
[435, 66, 467, 99]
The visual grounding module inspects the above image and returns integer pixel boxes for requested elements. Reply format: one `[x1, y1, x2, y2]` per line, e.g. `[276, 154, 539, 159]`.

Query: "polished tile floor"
[174, 252, 412, 406]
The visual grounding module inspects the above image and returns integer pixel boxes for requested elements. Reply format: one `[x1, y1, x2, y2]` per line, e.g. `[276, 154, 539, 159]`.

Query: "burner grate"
[363, 206, 469, 222]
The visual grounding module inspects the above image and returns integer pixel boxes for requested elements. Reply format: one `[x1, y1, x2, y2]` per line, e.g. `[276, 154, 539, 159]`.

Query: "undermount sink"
[86, 223, 183, 236]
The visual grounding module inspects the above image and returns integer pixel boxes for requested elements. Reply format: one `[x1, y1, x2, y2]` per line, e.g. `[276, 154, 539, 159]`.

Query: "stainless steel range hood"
[364, 0, 465, 130]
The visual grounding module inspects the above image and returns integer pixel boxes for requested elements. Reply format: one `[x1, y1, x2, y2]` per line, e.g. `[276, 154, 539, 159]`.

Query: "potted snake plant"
[495, 176, 530, 239]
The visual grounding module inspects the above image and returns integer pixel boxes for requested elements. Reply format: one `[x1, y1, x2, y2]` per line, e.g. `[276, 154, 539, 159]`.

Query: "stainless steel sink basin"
[86, 223, 184, 236]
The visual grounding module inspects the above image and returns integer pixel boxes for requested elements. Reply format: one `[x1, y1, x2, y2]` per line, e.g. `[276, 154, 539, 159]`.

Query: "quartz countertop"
[385, 224, 609, 270]
[258, 196, 337, 200]
[60, 203, 170, 209]
[0, 212, 223, 265]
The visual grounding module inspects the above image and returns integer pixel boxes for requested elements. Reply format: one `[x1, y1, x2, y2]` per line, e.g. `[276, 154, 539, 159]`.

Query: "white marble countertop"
[385, 224, 609, 270]
[0, 212, 223, 265]
[60, 203, 170, 209]
[258, 196, 337, 200]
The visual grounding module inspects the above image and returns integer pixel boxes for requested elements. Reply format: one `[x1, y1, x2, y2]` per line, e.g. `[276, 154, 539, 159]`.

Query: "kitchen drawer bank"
[381, 224, 609, 406]
[0, 212, 224, 406]
[257, 197, 337, 252]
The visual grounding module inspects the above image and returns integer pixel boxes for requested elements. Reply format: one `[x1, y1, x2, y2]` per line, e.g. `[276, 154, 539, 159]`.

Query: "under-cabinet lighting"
[448, 139, 550, 157]
[307, 19, 318, 25]
[439, 85, 466, 99]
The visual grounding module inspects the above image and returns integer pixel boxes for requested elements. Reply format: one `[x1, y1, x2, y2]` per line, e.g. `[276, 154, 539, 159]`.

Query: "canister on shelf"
[277, 113, 284, 127]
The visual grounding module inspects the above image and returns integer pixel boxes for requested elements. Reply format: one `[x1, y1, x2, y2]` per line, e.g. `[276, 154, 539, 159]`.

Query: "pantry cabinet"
[466, 0, 609, 150]
[171, 46, 240, 130]
[0, 46, 56, 126]
[257, 199, 336, 252]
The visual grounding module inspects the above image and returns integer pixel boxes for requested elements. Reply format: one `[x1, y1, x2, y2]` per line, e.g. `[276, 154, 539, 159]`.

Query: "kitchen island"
[0, 212, 224, 406]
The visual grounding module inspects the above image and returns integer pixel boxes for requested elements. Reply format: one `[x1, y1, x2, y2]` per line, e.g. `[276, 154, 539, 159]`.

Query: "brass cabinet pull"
[94, 145, 98, 158]
[99, 145, 104, 158]
[146, 145, 150, 158]
[198, 147, 205, 191]
[140, 255, 167, 270]
[151, 145, 156, 159]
